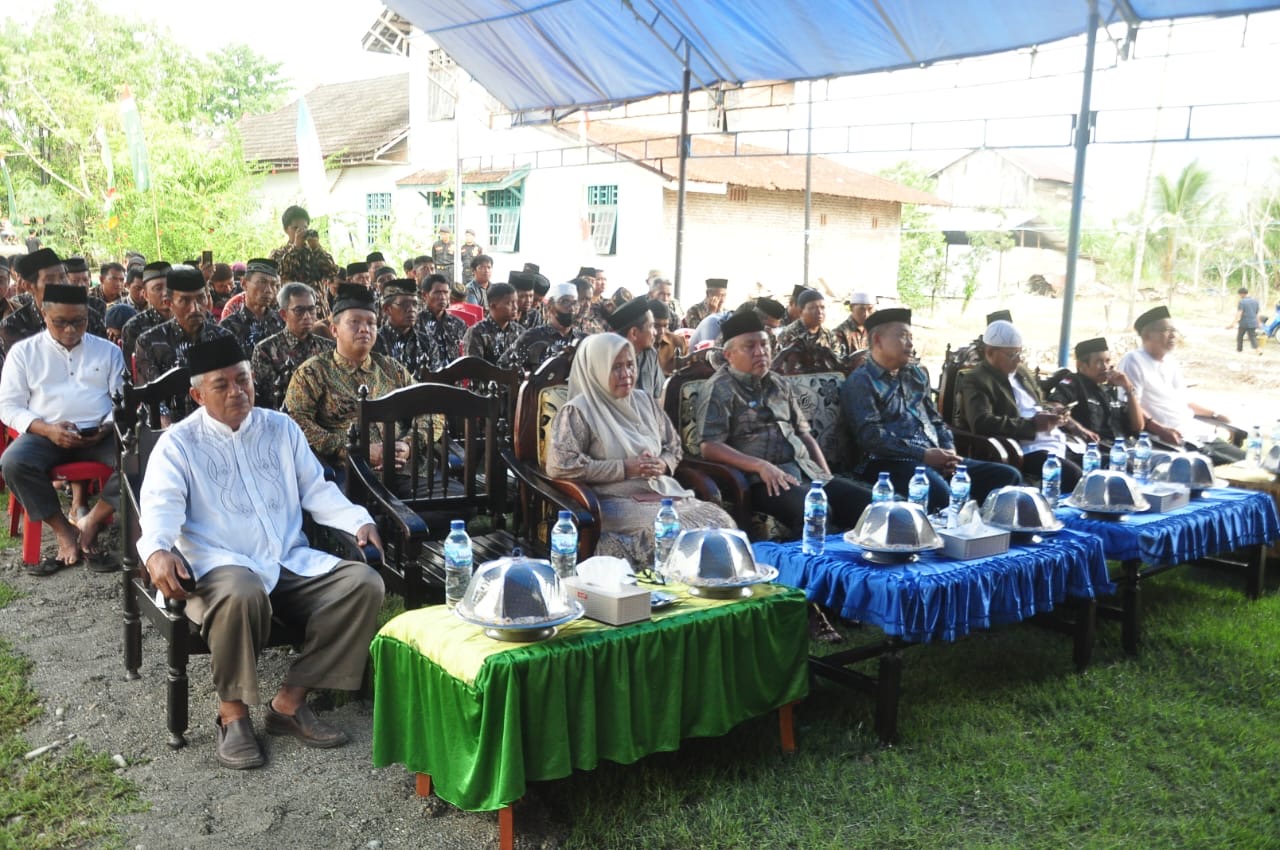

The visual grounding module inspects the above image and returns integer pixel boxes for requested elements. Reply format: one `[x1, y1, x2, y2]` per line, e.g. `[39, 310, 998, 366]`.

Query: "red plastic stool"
[8, 461, 113, 566]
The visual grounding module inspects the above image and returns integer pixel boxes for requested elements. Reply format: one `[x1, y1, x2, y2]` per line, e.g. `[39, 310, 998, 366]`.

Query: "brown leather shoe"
[215, 715, 265, 769]
[264, 701, 349, 749]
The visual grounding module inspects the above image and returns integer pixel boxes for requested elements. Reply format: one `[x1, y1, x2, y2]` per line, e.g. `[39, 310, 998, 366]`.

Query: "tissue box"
[562, 577, 651, 626]
[1141, 484, 1189, 513]
[937, 527, 1011, 560]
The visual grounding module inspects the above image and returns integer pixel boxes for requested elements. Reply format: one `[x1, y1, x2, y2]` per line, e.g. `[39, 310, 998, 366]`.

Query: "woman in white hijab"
[546, 333, 735, 564]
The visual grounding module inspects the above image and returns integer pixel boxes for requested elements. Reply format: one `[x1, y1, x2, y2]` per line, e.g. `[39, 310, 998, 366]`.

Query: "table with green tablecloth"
[370, 583, 808, 822]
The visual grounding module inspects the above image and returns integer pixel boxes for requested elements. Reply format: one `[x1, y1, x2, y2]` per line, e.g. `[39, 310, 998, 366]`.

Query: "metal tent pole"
[674, 43, 691, 304]
[1058, 0, 1100, 367]
[803, 80, 814, 287]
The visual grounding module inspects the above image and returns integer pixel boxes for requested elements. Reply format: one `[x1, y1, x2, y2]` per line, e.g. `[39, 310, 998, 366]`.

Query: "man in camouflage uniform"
[500, 282, 585, 373]
[414, 273, 466, 371]
[431, 227, 455, 283]
[459, 230, 482, 285]
[221, 259, 285, 354]
[270, 205, 339, 288]
[134, 265, 233, 384]
[463, 281, 523, 365]
[776, 289, 838, 355]
[684, 278, 728, 330]
[3, 249, 108, 354]
[120, 262, 173, 363]
[375, 279, 435, 377]
[251, 283, 334, 409]
[833, 292, 875, 358]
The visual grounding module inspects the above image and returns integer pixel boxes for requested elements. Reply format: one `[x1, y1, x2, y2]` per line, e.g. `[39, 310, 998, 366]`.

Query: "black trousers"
[749, 472, 872, 538]
[0, 431, 120, 522]
[1237, 326, 1258, 351]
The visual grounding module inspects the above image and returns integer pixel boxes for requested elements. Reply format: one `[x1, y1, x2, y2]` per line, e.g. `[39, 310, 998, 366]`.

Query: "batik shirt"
[374, 324, 435, 378]
[271, 242, 339, 287]
[840, 356, 952, 473]
[684, 299, 717, 330]
[220, 306, 286, 354]
[251, 329, 335, 409]
[1, 302, 107, 355]
[120, 308, 168, 365]
[134, 318, 233, 385]
[833, 317, 867, 357]
[462, 318, 523, 366]
[415, 309, 467, 371]
[498, 324, 584, 373]
[696, 363, 826, 484]
[776, 319, 839, 355]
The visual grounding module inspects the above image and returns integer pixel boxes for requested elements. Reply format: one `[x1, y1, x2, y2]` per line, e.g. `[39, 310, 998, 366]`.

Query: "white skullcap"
[982, 320, 1022, 347]
[847, 292, 874, 305]
[549, 282, 578, 299]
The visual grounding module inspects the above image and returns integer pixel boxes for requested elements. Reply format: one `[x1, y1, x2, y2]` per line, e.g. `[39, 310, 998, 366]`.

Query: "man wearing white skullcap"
[499, 281, 586, 372]
[955, 320, 1085, 489]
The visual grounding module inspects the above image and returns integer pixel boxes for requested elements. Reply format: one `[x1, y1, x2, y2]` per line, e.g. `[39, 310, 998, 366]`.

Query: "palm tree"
[1149, 160, 1215, 304]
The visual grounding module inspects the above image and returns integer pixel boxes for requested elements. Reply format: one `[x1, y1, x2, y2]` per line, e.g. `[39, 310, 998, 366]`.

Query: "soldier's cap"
[166, 265, 206, 293]
[1134, 305, 1171, 334]
[985, 309, 1012, 325]
[63, 256, 89, 274]
[577, 266, 597, 279]
[508, 271, 535, 291]
[705, 278, 728, 290]
[188, 336, 247, 376]
[1075, 337, 1109, 359]
[365, 252, 385, 263]
[796, 288, 824, 307]
[488, 282, 515, 301]
[864, 307, 911, 332]
[605, 296, 651, 333]
[381, 279, 417, 298]
[331, 283, 377, 316]
[244, 258, 279, 277]
[142, 261, 172, 283]
[847, 291, 874, 306]
[42, 283, 88, 305]
[754, 297, 786, 320]
[16, 248, 63, 280]
[720, 310, 765, 343]
[346, 262, 369, 276]
[647, 298, 670, 321]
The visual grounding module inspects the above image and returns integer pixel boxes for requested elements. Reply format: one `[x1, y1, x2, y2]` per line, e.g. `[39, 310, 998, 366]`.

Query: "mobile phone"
[201, 250, 213, 265]
[77, 425, 101, 438]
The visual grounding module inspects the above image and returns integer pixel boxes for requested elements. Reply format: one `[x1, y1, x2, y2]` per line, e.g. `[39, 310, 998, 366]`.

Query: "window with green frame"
[366, 192, 392, 249]
[484, 186, 522, 252]
[424, 191, 455, 234]
[586, 184, 618, 255]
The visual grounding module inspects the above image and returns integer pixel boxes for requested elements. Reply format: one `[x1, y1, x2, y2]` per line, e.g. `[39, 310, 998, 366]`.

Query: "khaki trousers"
[184, 561, 385, 705]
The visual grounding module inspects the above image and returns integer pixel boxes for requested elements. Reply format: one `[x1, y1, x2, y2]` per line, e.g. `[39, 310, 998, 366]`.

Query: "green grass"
[0, 493, 144, 849]
[544, 566, 1280, 849]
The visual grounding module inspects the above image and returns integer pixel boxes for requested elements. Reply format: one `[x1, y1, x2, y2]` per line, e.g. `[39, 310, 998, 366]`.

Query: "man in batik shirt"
[251, 283, 334, 409]
[500, 282, 585, 373]
[414, 273, 466, 371]
[375, 279, 434, 377]
[134, 265, 233, 384]
[221, 259, 285, 354]
[463, 281, 523, 365]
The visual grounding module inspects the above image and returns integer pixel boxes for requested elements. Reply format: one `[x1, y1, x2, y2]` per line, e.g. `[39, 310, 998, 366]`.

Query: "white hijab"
[565, 333, 665, 460]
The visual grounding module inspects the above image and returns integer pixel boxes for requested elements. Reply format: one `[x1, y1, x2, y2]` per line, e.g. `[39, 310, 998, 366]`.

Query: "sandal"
[26, 556, 69, 577]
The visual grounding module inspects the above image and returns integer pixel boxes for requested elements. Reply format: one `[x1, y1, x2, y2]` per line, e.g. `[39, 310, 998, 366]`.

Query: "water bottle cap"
[810, 481, 823, 490]
[558, 510, 572, 520]
[1087, 442, 1097, 450]
[955, 464, 967, 472]
[450, 519, 465, 530]
[1139, 431, 1148, 438]
[661, 498, 674, 506]
[878, 471, 890, 480]
[914, 466, 926, 473]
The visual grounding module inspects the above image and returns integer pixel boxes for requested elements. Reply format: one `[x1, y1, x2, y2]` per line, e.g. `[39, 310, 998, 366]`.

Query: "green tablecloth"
[370, 584, 809, 811]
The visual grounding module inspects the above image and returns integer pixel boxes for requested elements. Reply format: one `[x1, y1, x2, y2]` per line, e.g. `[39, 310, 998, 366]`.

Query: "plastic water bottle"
[1133, 432, 1154, 483]
[1248, 426, 1264, 466]
[1109, 439, 1128, 474]
[550, 511, 578, 583]
[443, 520, 473, 609]
[802, 481, 828, 556]
[908, 466, 930, 510]
[949, 464, 971, 514]
[1041, 453, 1062, 508]
[871, 471, 894, 503]
[1083, 442, 1101, 474]
[653, 499, 681, 576]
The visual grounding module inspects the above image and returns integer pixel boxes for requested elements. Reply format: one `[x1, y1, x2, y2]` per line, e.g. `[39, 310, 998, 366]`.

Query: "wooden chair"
[345, 380, 526, 609]
[936, 345, 1019, 467]
[118, 369, 365, 748]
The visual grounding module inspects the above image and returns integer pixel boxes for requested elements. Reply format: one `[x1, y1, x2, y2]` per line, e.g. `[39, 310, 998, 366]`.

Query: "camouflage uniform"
[684, 299, 718, 330]
[251, 329, 335, 410]
[499, 324, 584, 373]
[576, 306, 608, 337]
[415, 309, 467, 371]
[462, 318, 523, 366]
[1, 301, 108, 355]
[374, 324, 436, 378]
[220, 306, 286, 355]
[134, 318, 233, 385]
[833, 316, 867, 358]
[271, 242, 339, 288]
[776, 319, 839, 355]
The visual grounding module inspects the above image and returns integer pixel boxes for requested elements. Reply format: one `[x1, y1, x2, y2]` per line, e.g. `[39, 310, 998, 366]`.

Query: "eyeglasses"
[49, 317, 88, 330]
[994, 347, 1024, 360]
[288, 305, 318, 316]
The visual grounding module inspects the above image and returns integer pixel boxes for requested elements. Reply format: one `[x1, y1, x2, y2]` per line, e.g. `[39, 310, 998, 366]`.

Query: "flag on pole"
[118, 86, 150, 192]
[296, 95, 328, 215]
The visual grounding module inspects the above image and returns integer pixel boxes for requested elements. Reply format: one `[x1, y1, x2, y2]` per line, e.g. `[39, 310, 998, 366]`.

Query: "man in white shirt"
[0, 283, 124, 574]
[1118, 305, 1246, 466]
[137, 336, 385, 770]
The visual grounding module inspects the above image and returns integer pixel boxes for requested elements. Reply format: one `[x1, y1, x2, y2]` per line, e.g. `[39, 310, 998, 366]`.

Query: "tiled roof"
[237, 74, 411, 167]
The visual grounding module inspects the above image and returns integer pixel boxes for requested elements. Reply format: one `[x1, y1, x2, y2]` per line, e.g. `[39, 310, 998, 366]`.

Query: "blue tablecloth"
[753, 528, 1112, 644]
[1056, 487, 1280, 566]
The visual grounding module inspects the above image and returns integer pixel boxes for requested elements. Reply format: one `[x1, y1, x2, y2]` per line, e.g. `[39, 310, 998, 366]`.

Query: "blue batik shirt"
[840, 355, 953, 472]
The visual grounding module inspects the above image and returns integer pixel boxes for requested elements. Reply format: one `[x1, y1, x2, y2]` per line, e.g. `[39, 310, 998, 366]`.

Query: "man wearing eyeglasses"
[374, 279, 434, 377]
[134, 265, 234, 385]
[1118, 306, 1246, 465]
[500, 281, 585, 372]
[251, 283, 334, 409]
[955, 319, 1084, 490]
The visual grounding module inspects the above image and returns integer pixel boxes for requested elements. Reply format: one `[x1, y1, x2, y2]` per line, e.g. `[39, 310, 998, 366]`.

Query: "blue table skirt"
[1056, 487, 1280, 566]
[753, 528, 1112, 644]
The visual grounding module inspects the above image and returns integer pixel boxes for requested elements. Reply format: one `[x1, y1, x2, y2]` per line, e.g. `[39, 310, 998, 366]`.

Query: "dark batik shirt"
[684, 299, 716, 330]
[840, 356, 953, 472]
[462, 317, 523, 365]
[220, 306, 285, 354]
[415, 309, 467, 371]
[271, 242, 339, 287]
[251, 328, 335, 409]
[121, 308, 168, 364]
[374, 324, 435, 377]
[833, 317, 867, 357]
[1, 302, 107, 355]
[576, 307, 608, 337]
[1049, 372, 1131, 445]
[696, 363, 825, 484]
[134, 318, 233, 385]
[776, 319, 839, 355]
[499, 323, 584, 373]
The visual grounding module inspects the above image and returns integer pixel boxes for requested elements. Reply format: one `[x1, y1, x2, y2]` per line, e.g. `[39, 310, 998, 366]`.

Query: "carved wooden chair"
[936, 345, 1019, 467]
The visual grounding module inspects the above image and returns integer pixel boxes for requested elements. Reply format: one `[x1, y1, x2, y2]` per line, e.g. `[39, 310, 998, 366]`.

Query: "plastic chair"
[7, 460, 113, 566]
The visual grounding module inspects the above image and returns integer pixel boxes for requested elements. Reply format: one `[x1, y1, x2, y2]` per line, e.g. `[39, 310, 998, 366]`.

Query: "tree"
[959, 230, 1015, 308]
[880, 161, 946, 308]
[1149, 160, 1215, 303]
